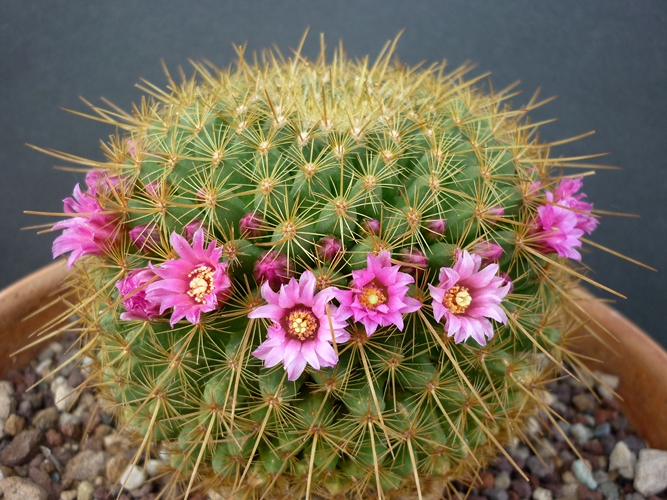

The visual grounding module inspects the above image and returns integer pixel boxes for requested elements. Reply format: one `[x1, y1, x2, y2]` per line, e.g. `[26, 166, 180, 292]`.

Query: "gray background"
[1, 1, 665, 346]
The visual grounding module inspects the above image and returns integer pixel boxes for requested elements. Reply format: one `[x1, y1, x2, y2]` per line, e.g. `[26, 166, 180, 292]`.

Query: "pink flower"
[529, 177, 597, 261]
[551, 177, 598, 234]
[146, 229, 231, 326]
[116, 268, 161, 321]
[470, 239, 503, 266]
[317, 236, 343, 263]
[429, 249, 511, 346]
[249, 271, 349, 381]
[336, 251, 422, 336]
[52, 183, 122, 269]
[253, 251, 293, 291]
[129, 223, 161, 253]
[239, 212, 266, 239]
[531, 204, 584, 260]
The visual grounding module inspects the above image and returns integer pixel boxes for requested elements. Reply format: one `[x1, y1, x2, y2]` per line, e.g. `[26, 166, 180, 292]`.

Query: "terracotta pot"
[0, 263, 666, 449]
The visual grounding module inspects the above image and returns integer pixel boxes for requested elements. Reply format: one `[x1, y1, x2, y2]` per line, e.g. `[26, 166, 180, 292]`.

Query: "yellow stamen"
[444, 285, 472, 314]
[359, 283, 387, 310]
[187, 265, 215, 303]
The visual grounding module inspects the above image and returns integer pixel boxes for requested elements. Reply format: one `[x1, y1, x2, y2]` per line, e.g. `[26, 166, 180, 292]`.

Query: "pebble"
[61, 491, 77, 500]
[118, 465, 146, 491]
[105, 454, 130, 483]
[484, 488, 509, 500]
[633, 448, 667, 496]
[593, 422, 611, 438]
[32, 406, 60, 431]
[572, 459, 597, 490]
[608, 441, 636, 479]
[526, 456, 553, 480]
[143, 459, 163, 478]
[4, 414, 25, 436]
[0, 429, 43, 467]
[512, 479, 532, 499]
[597, 481, 620, 500]
[77, 480, 95, 500]
[0, 391, 15, 420]
[562, 483, 579, 498]
[495, 470, 511, 490]
[532, 487, 552, 500]
[0, 475, 48, 499]
[571, 423, 593, 444]
[572, 394, 596, 413]
[64, 450, 108, 483]
[54, 384, 78, 413]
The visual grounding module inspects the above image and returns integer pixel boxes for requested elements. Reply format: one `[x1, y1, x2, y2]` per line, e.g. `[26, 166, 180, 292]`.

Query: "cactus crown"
[42, 35, 605, 499]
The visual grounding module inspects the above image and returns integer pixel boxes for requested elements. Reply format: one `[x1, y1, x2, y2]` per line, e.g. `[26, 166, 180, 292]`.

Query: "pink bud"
[253, 251, 293, 291]
[398, 248, 428, 277]
[363, 218, 381, 235]
[424, 219, 446, 242]
[318, 236, 343, 263]
[239, 212, 266, 239]
[184, 219, 205, 242]
[129, 223, 161, 253]
[470, 239, 504, 266]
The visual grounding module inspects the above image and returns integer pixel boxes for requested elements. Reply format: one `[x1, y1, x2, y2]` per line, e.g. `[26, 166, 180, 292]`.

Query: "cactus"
[41, 35, 605, 499]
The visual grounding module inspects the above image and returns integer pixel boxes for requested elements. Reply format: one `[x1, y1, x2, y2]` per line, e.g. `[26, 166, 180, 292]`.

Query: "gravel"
[0, 333, 665, 500]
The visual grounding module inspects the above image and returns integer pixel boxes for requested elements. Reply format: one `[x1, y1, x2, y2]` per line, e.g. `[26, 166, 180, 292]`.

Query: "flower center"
[444, 285, 472, 314]
[187, 265, 215, 303]
[286, 308, 318, 341]
[359, 283, 387, 310]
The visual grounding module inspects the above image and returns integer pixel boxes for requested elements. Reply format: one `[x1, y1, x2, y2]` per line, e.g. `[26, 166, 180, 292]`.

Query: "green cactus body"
[45, 38, 599, 499]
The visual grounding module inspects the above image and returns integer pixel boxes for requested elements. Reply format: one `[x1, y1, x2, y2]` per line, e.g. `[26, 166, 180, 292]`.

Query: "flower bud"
[253, 251, 293, 291]
[317, 236, 343, 263]
[398, 248, 428, 277]
[239, 212, 266, 239]
[363, 218, 381, 235]
[424, 219, 446, 242]
[129, 223, 161, 253]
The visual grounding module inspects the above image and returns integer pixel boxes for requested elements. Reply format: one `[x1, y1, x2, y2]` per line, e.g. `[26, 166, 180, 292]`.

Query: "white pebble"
[495, 470, 511, 490]
[36, 358, 53, 377]
[634, 448, 667, 496]
[54, 383, 78, 412]
[50, 376, 68, 393]
[536, 390, 556, 406]
[532, 487, 553, 500]
[0, 381, 14, 396]
[609, 441, 637, 479]
[0, 392, 14, 420]
[119, 465, 146, 491]
[60, 490, 77, 500]
[570, 423, 593, 444]
[144, 459, 164, 478]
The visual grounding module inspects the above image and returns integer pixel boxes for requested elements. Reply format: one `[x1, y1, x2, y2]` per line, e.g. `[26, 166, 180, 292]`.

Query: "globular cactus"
[43, 35, 602, 499]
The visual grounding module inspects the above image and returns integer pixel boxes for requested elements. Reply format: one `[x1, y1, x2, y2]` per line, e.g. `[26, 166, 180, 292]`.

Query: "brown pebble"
[61, 422, 82, 440]
[81, 411, 102, 434]
[93, 424, 113, 439]
[572, 414, 589, 425]
[29, 465, 61, 500]
[508, 491, 520, 500]
[84, 437, 104, 452]
[1, 429, 44, 467]
[477, 470, 495, 489]
[29, 453, 44, 468]
[4, 414, 26, 436]
[13, 464, 29, 477]
[0, 465, 15, 477]
[45, 429, 64, 447]
[583, 440, 604, 455]
[576, 486, 603, 500]
[593, 408, 613, 425]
